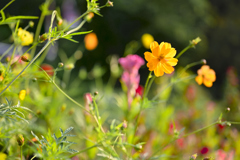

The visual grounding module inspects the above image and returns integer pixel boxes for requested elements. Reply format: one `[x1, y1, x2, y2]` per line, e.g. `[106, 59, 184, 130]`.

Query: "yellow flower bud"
[19, 90, 26, 100]
[141, 33, 154, 49]
[0, 152, 7, 160]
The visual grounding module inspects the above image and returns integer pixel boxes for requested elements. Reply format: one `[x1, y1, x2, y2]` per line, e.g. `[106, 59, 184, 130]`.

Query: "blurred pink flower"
[119, 54, 144, 75]
[71, 156, 80, 160]
[215, 149, 234, 160]
[200, 147, 209, 154]
[135, 85, 144, 97]
[119, 54, 144, 108]
[84, 93, 92, 112]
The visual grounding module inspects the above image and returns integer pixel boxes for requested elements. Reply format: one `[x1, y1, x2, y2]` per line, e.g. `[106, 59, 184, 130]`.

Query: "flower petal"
[195, 75, 203, 85]
[144, 51, 156, 61]
[154, 63, 164, 77]
[165, 58, 178, 66]
[203, 79, 213, 87]
[150, 41, 159, 52]
[160, 42, 171, 56]
[147, 59, 159, 71]
[165, 48, 177, 58]
[162, 62, 174, 74]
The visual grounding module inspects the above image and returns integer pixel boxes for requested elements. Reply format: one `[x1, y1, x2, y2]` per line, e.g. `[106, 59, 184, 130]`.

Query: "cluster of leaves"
[31, 127, 77, 160]
[0, 98, 30, 124]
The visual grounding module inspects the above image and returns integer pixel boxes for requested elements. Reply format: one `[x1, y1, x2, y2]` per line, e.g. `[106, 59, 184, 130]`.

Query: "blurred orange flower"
[144, 41, 178, 77]
[84, 33, 98, 50]
[195, 65, 216, 87]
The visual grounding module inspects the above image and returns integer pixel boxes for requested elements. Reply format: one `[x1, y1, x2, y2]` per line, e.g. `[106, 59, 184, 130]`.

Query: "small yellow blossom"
[19, 90, 26, 100]
[0, 152, 7, 160]
[141, 33, 154, 49]
[84, 33, 98, 51]
[144, 41, 178, 77]
[17, 28, 33, 46]
[195, 65, 216, 87]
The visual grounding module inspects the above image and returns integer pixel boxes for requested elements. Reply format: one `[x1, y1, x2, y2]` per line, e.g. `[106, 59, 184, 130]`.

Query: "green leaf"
[31, 131, 40, 143]
[62, 37, 79, 43]
[59, 128, 64, 136]
[68, 30, 92, 36]
[63, 127, 74, 135]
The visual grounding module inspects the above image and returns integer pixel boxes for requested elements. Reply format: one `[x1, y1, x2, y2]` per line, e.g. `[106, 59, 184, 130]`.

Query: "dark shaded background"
[1, 0, 240, 99]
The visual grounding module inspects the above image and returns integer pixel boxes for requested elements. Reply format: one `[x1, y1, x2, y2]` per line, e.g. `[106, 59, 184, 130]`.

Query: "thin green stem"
[34, 44, 51, 66]
[0, 0, 15, 11]
[150, 139, 175, 158]
[52, 81, 89, 113]
[0, 44, 14, 61]
[0, 41, 51, 95]
[5, 46, 17, 74]
[150, 119, 240, 159]
[30, 8, 47, 58]
[143, 71, 153, 98]
[33, 62, 91, 116]
[182, 121, 218, 138]
[70, 144, 100, 158]
[92, 98, 100, 121]
[57, 12, 89, 37]
[227, 121, 240, 125]
[20, 146, 23, 160]
[30, 155, 37, 160]
[64, 19, 87, 36]
[152, 75, 196, 101]
[149, 121, 218, 159]
[70, 142, 136, 158]
[178, 60, 204, 78]
[131, 71, 153, 147]
[145, 75, 155, 97]
[176, 44, 192, 59]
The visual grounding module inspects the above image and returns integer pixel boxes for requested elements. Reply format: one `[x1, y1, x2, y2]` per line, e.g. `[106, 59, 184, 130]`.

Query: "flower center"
[157, 55, 164, 61]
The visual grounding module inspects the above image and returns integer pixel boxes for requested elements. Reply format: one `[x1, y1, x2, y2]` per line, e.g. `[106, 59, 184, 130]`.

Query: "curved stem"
[150, 121, 218, 158]
[178, 60, 204, 78]
[20, 146, 23, 160]
[131, 71, 153, 147]
[52, 81, 89, 113]
[30, 1, 50, 58]
[5, 45, 17, 74]
[152, 75, 196, 101]
[30, 155, 37, 160]
[182, 122, 218, 138]
[145, 75, 155, 97]
[0, 44, 14, 61]
[0, 41, 51, 95]
[176, 45, 191, 59]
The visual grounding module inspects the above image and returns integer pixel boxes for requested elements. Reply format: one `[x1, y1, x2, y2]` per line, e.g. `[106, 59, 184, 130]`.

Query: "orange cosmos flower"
[84, 33, 98, 50]
[144, 41, 178, 77]
[195, 65, 216, 87]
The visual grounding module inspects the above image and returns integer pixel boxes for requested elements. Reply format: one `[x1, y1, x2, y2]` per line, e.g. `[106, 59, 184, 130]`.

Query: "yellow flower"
[195, 65, 216, 87]
[84, 33, 98, 51]
[19, 90, 26, 100]
[17, 28, 33, 46]
[0, 152, 7, 160]
[144, 41, 178, 77]
[141, 33, 154, 49]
